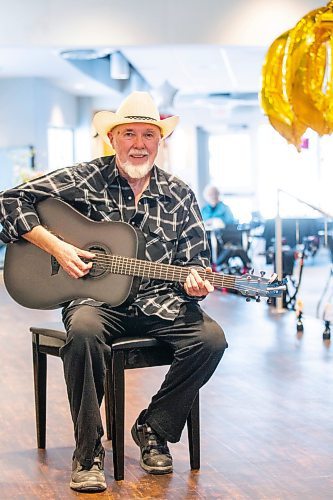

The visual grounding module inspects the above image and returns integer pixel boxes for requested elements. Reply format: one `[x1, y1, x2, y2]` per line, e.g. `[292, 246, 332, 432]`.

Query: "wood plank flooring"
[0, 271, 333, 499]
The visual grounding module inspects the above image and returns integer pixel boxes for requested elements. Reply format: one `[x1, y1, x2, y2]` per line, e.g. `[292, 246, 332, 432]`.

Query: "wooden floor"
[0, 271, 333, 499]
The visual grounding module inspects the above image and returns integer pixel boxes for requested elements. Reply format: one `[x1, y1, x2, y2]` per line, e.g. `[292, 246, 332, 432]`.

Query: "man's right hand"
[53, 240, 95, 279]
[23, 224, 95, 279]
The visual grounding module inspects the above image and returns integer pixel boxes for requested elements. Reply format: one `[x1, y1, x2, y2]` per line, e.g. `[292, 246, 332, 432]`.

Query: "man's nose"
[133, 134, 145, 148]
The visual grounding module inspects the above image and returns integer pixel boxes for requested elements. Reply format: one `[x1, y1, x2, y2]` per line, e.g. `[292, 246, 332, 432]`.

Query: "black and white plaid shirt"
[0, 155, 210, 320]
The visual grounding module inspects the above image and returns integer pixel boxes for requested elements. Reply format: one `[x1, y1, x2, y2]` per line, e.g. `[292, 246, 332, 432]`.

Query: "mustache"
[130, 149, 149, 155]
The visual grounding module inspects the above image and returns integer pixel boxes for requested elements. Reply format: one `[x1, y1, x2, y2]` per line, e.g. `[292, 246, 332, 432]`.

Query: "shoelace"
[78, 456, 103, 472]
[145, 426, 169, 455]
[91, 457, 103, 471]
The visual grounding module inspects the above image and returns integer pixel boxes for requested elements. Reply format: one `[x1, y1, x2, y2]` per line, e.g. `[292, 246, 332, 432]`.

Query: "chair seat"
[31, 323, 165, 350]
[30, 323, 173, 367]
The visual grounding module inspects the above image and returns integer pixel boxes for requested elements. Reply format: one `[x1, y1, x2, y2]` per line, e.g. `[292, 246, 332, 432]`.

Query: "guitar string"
[89, 252, 239, 282]
[88, 258, 271, 295]
[88, 266, 273, 295]
[88, 264, 272, 296]
[90, 256, 237, 284]
[89, 253, 269, 288]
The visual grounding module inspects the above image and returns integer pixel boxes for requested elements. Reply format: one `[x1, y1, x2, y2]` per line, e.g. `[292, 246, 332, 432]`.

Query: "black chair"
[30, 322, 200, 481]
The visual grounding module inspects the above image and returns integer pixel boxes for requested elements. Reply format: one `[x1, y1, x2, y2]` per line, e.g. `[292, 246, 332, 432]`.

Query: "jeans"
[60, 301, 228, 468]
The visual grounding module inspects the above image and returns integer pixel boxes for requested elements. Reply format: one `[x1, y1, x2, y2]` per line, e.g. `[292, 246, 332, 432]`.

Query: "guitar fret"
[94, 254, 237, 289]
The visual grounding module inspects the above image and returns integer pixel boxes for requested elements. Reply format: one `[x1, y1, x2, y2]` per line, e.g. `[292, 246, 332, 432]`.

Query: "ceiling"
[0, 44, 266, 131]
[0, 0, 325, 123]
[0, 45, 265, 99]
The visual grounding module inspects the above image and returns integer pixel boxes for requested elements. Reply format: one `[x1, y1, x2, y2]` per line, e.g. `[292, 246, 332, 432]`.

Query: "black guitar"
[3, 198, 286, 309]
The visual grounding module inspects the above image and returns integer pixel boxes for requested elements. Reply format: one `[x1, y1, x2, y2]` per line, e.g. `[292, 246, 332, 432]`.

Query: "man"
[0, 92, 227, 492]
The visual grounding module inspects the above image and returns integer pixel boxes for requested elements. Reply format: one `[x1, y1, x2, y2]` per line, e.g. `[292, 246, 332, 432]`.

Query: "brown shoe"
[131, 416, 173, 475]
[70, 449, 107, 492]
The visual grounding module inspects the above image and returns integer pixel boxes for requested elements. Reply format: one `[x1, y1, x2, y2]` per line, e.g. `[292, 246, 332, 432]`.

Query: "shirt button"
[131, 221, 135, 225]
[128, 196, 132, 200]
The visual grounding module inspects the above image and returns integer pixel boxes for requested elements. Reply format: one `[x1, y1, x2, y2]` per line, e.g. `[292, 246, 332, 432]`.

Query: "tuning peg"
[260, 271, 266, 277]
[250, 268, 254, 275]
[246, 297, 251, 302]
[255, 294, 261, 303]
[267, 298, 272, 305]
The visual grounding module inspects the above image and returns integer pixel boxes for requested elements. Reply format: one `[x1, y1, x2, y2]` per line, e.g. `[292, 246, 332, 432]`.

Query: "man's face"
[108, 122, 161, 180]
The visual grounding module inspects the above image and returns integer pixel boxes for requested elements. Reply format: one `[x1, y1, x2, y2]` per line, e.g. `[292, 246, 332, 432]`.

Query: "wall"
[0, 79, 35, 149]
[0, 78, 78, 188]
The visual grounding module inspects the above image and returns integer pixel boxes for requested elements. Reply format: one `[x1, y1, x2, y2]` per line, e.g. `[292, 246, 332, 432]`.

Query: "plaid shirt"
[0, 155, 210, 320]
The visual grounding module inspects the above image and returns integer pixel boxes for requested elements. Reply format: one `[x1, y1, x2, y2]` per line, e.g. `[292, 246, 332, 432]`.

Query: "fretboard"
[93, 254, 237, 289]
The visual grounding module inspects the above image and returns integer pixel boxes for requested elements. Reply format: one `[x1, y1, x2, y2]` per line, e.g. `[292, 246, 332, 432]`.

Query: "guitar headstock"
[235, 271, 287, 302]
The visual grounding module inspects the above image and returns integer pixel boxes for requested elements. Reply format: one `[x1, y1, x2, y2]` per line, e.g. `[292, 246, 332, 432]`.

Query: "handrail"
[274, 189, 332, 312]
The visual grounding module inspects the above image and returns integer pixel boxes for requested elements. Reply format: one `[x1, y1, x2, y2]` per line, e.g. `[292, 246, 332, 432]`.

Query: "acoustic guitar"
[3, 198, 286, 309]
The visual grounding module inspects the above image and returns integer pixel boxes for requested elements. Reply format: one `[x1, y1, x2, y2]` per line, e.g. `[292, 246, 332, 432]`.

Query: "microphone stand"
[275, 189, 333, 313]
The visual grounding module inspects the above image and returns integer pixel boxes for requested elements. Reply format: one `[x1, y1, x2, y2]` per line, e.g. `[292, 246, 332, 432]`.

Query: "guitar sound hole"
[87, 244, 110, 278]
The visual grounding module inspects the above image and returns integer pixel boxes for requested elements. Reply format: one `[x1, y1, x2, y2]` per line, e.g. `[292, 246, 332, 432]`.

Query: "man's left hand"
[184, 267, 214, 297]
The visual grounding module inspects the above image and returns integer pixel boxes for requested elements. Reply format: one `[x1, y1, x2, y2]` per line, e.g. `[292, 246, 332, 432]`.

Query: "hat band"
[124, 115, 158, 121]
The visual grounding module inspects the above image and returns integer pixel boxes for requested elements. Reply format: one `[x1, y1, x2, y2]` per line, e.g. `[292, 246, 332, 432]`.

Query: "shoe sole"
[70, 480, 107, 492]
[131, 425, 173, 475]
[139, 457, 173, 475]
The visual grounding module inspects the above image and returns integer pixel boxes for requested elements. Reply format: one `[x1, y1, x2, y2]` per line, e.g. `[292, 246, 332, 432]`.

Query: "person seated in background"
[201, 185, 236, 228]
[201, 185, 251, 273]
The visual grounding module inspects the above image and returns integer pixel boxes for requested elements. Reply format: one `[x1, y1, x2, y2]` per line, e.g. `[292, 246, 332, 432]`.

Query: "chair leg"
[104, 369, 112, 441]
[32, 338, 47, 449]
[187, 392, 200, 470]
[109, 350, 125, 481]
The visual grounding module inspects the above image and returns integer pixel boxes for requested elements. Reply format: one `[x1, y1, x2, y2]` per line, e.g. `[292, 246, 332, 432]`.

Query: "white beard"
[120, 160, 153, 179]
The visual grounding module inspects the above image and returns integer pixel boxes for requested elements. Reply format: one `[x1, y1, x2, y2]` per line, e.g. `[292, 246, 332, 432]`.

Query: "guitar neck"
[96, 254, 236, 289]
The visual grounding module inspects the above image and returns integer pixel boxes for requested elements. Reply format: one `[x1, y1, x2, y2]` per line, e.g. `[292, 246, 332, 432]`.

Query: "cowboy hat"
[93, 91, 179, 145]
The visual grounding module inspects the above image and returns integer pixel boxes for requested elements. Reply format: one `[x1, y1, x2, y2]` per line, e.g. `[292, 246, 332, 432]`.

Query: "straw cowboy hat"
[93, 91, 179, 145]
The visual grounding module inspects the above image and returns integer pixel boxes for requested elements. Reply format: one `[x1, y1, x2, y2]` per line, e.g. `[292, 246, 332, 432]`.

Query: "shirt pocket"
[146, 223, 178, 263]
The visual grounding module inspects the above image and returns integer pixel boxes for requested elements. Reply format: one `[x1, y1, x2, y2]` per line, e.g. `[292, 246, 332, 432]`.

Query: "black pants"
[60, 302, 228, 468]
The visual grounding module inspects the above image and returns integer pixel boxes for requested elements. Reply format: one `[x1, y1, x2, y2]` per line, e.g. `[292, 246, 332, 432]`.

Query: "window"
[257, 125, 320, 218]
[208, 132, 253, 222]
[47, 127, 74, 171]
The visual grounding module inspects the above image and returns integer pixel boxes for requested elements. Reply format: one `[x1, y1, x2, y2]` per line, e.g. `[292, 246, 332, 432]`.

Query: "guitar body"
[4, 198, 143, 309]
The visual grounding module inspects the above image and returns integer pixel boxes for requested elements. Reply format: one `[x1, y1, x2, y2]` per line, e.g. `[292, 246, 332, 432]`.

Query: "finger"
[73, 254, 93, 272]
[184, 276, 193, 294]
[188, 272, 200, 291]
[184, 275, 200, 296]
[190, 268, 204, 287]
[77, 248, 96, 259]
[204, 279, 214, 293]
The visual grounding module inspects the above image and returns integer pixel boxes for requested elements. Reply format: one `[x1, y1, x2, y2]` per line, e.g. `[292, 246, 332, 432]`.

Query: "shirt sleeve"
[0, 167, 76, 243]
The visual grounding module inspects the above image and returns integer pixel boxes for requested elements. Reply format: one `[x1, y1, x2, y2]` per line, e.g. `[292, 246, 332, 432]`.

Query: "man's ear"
[107, 131, 114, 147]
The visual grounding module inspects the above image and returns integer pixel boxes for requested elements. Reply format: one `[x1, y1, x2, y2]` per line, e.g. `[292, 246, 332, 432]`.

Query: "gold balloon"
[283, 8, 324, 102]
[292, 21, 333, 134]
[260, 31, 306, 150]
[260, 1, 333, 149]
